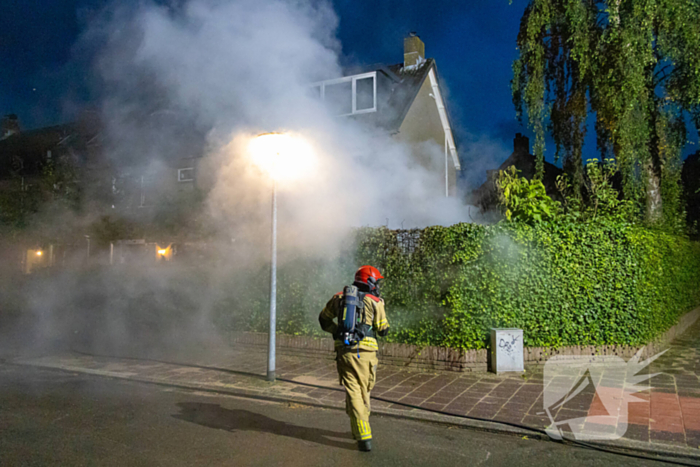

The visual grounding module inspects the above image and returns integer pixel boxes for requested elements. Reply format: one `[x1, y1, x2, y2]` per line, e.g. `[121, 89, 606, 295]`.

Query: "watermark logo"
[542, 349, 666, 441]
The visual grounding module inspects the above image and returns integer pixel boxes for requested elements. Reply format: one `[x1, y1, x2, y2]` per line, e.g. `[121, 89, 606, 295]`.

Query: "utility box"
[490, 328, 524, 374]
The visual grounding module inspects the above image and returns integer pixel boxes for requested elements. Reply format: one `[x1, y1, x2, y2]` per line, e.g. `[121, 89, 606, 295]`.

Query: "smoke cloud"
[2, 0, 488, 359]
[90, 0, 479, 251]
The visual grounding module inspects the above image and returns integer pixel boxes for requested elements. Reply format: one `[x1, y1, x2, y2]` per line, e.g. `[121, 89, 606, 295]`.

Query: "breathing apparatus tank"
[338, 285, 365, 346]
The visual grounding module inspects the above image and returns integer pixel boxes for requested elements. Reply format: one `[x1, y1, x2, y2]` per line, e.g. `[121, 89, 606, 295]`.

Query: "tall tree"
[512, 0, 700, 226]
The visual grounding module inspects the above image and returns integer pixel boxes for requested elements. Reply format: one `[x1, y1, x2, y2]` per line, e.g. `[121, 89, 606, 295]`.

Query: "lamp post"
[268, 177, 277, 382]
[249, 132, 315, 383]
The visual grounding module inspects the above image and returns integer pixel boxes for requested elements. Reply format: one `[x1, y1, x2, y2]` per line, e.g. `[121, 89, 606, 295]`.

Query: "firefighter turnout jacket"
[319, 292, 390, 351]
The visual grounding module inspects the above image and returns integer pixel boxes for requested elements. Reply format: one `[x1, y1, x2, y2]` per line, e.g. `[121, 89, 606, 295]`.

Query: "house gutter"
[427, 68, 460, 171]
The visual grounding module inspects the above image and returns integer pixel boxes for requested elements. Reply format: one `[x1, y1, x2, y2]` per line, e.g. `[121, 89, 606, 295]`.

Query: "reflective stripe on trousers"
[337, 349, 378, 440]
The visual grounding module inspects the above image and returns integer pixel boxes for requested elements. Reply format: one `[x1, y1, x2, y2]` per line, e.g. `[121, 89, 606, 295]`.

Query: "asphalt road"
[0, 364, 678, 467]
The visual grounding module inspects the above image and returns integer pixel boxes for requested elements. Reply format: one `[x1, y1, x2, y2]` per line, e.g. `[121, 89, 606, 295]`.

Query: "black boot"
[358, 439, 372, 452]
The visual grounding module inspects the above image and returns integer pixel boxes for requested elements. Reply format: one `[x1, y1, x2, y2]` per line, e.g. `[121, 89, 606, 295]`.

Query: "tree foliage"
[228, 167, 700, 350]
[497, 166, 561, 222]
[512, 0, 700, 227]
[0, 152, 82, 243]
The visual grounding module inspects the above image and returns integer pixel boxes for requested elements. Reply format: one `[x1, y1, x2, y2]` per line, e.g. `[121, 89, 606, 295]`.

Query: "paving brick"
[651, 415, 685, 433]
[554, 409, 588, 422]
[623, 424, 650, 442]
[490, 386, 521, 397]
[381, 390, 412, 400]
[493, 410, 526, 423]
[558, 399, 595, 412]
[442, 405, 473, 416]
[685, 430, 700, 450]
[467, 408, 499, 420]
[651, 392, 681, 403]
[464, 386, 497, 396]
[680, 397, 700, 410]
[683, 411, 700, 431]
[481, 396, 509, 405]
[651, 404, 682, 419]
[516, 386, 544, 395]
[651, 385, 678, 392]
[423, 396, 455, 405]
[650, 430, 687, 445]
[628, 400, 650, 415]
[450, 396, 483, 406]
[627, 415, 650, 426]
[397, 396, 427, 405]
[503, 402, 531, 413]
[583, 422, 619, 437]
[509, 392, 540, 403]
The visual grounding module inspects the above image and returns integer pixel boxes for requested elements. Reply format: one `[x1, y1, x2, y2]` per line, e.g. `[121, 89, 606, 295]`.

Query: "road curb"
[7, 358, 700, 464]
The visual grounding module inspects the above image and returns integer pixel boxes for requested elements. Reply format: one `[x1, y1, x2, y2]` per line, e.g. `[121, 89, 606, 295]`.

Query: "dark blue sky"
[0, 0, 525, 135]
[334, 0, 526, 145]
[0, 0, 530, 188]
[1, 0, 695, 188]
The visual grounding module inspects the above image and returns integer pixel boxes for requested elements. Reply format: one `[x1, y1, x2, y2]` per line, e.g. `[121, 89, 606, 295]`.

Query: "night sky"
[1, 0, 695, 189]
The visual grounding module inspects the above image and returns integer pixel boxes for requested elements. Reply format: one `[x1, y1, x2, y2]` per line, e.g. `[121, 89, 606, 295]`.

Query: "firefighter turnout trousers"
[336, 348, 378, 441]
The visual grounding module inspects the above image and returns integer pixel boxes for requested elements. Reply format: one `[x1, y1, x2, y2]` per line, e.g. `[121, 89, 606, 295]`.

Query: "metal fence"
[394, 229, 423, 255]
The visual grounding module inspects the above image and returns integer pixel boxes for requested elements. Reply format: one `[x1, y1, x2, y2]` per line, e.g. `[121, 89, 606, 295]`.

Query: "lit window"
[178, 168, 194, 182]
[311, 72, 377, 116]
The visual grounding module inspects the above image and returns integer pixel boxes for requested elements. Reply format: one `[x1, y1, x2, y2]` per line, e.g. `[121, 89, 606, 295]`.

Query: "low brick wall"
[230, 307, 700, 373]
[642, 307, 700, 357]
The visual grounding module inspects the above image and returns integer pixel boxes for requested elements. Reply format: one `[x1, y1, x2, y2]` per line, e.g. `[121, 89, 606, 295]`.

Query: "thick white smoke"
[91, 0, 477, 255]
[2, 0, 491, 358]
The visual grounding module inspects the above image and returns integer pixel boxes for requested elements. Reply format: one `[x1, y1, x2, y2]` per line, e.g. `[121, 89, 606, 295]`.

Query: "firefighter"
[318, 265, 390, 452]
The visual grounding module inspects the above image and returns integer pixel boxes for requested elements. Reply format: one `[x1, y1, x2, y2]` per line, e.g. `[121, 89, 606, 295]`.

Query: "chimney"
[514, 133, 529, 155]
[404, 32, 425, 68]
[1, 114, 20, 140]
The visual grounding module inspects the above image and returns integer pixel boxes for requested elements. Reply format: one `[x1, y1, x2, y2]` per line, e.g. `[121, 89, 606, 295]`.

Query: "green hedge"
[229, 221, 700, 350]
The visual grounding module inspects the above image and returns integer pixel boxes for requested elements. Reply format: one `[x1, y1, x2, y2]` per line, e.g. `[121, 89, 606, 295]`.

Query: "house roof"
[0, 109, 208, 177]
[472, 136, 564, 211]
[0, 124, 73, 178]
[0, 119, 101, 178]
[343, 58, 433, 132]
[339, 58, 460, 169]
[493, 148, 563, 182]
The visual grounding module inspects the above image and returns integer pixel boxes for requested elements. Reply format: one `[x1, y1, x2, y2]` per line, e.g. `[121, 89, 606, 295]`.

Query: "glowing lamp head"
[158, 249, 167, 255]
[248, 132, 316, 181]
[36, 251, 43, 256]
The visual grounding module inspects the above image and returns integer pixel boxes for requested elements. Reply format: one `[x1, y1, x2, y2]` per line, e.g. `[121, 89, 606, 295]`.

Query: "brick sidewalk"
[9, 319, 700, 457]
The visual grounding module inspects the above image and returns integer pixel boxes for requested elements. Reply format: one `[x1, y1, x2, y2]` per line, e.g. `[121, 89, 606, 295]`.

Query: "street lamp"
[248, 132, 316, 382]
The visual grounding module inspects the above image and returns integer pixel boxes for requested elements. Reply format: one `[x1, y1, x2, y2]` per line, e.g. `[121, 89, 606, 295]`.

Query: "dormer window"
[311, 72, 377, 116]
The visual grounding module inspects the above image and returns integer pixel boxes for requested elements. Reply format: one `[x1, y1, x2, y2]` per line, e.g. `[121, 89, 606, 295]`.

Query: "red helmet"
[354, 265, 384, 294]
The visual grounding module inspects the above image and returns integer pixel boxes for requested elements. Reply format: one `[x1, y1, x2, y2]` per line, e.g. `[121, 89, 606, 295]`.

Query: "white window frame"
[311, 71, 377, 116]
[178, 167, 194, 182]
